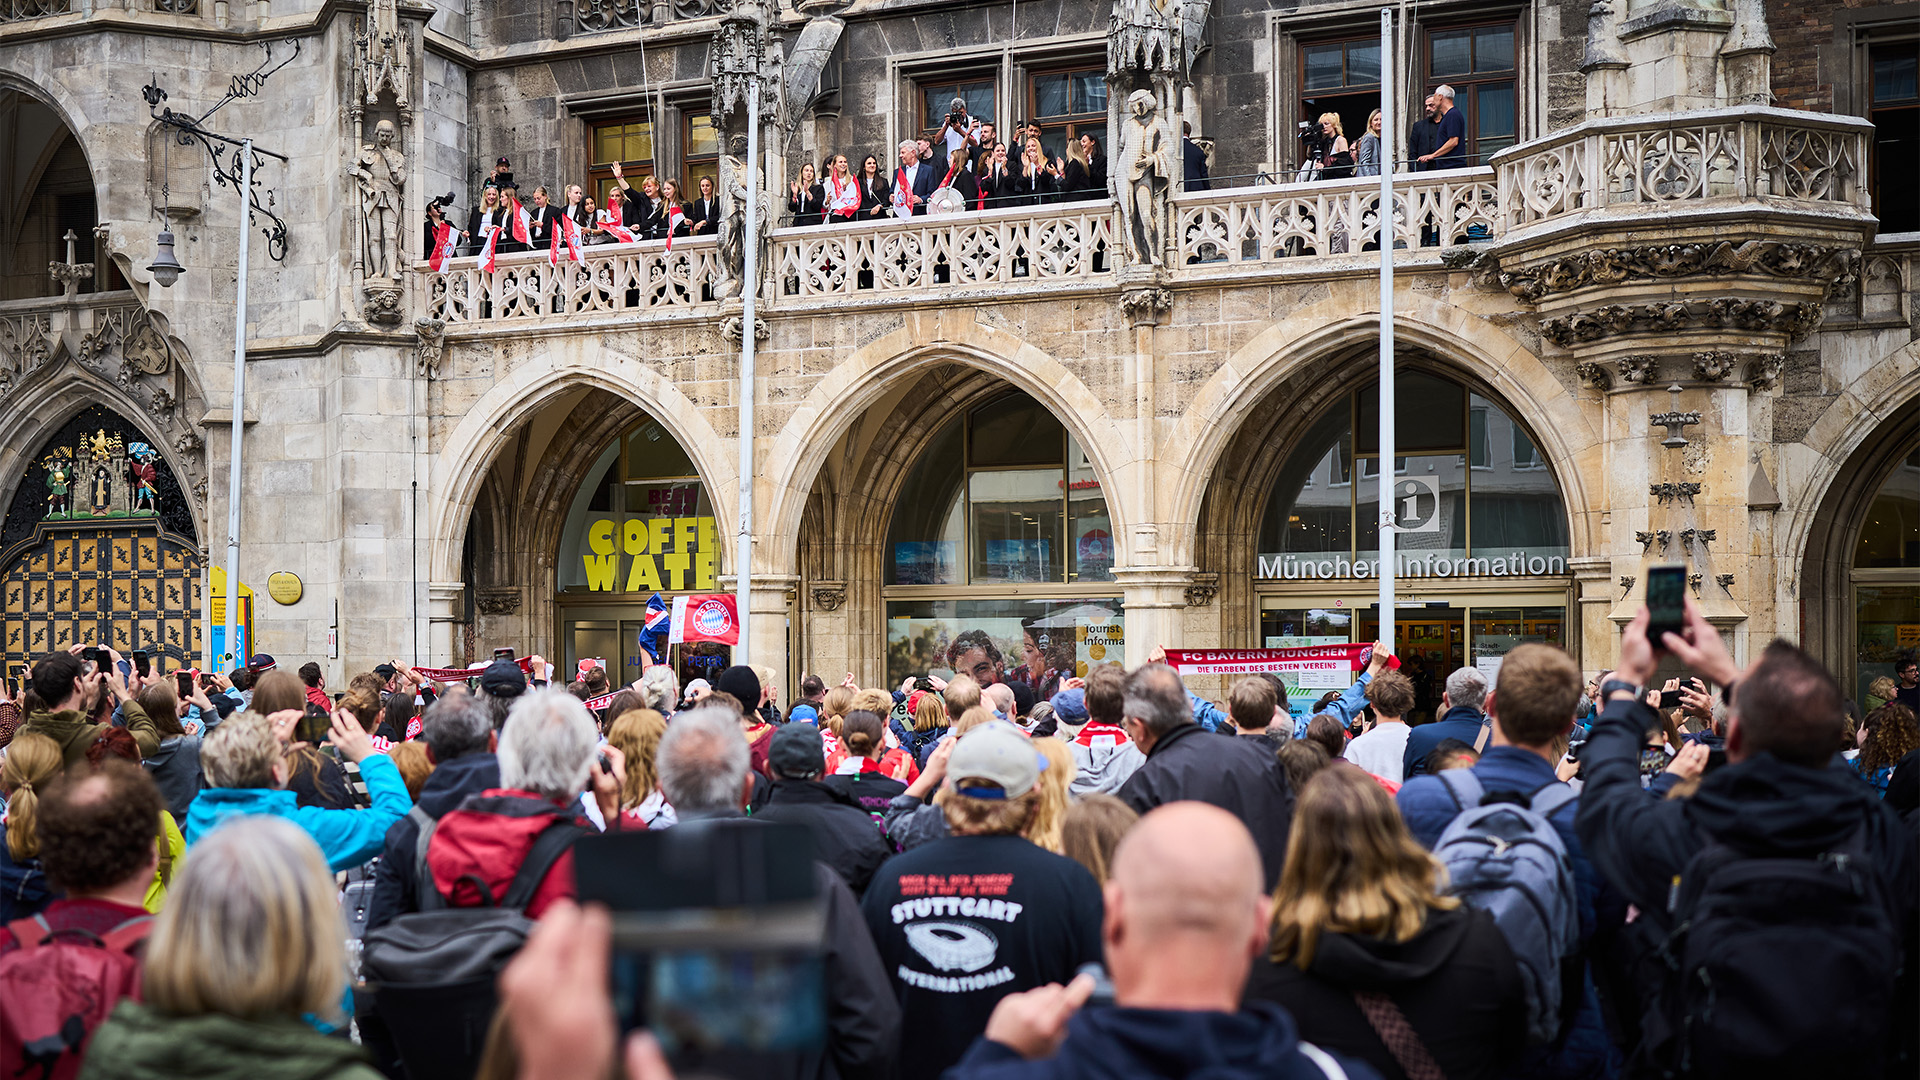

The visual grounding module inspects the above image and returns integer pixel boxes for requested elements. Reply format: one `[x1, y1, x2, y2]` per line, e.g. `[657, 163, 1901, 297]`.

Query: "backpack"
[0, 912, 152, 1080]
[359, 808, 586, 1080]
[1643, 820, 1899, 1077]
[1432, 769, 1580, 1045]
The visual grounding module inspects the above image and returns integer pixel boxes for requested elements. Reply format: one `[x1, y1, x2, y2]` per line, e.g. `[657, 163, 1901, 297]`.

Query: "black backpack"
[1645, 818, 1900, 1077]
[359, 809, 586, 1080]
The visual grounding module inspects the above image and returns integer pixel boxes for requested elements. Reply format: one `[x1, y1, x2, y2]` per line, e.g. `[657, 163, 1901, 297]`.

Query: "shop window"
[883, 390, 1120, 689]
[1853, 444, 1920, 698]
[558, 416, 716, 597]
[682, 113, 720, 203]
[589, 117, 654, 206]
[1298, 36, 1383, 168]
[1258, 375, 1569, 576]
[920, 78, 996, 138]
[1869, 40, 1919, 233]
[1425, 23, 1517, 164]
[1027, 66, 1107, 162]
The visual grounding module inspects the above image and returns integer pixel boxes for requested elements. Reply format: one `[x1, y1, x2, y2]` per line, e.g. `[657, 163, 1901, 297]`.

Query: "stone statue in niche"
[1114, 89, 1172, 268]
[352, 119, 406, 281]
[717, 134, 769, 301]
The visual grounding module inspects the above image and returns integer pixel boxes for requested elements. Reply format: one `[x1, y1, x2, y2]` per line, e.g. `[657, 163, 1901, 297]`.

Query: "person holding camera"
[938, 97, 982, 164]
[18, 649, 159, 769]
[1313, 112, 1354, 180]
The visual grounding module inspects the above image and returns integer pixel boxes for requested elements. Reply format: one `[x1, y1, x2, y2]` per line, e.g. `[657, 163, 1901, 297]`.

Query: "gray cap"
[768, 722, 825, 780]
[946, 720, 1045, 799]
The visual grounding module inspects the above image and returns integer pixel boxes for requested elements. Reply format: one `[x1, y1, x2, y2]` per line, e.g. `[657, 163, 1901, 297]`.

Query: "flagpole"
[735, 71, 759, 666]
[1376, 5, 1397, 656]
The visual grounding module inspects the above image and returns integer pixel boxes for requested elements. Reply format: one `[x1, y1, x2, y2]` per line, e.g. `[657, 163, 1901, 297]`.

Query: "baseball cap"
[788, 703, 819, 724]
[373, 663, 398, 681]
[768, 723, 825, 779]
[1050, 688, 1088, 724]
[683, 678, 711, 700]
[947, 720, 1046, 799]
[480, 658, 527, 698]
[497, 156, 511, 166]
[247, 653, 277, 673]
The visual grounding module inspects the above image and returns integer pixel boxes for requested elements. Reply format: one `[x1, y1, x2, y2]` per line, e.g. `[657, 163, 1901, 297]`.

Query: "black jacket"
[753, 779, 891, 895]
[1182, 137, 1210, 191]
[365, 752, 501, 932]
[685, 196, 720, 236]
[978, 163, 1019, 209]
[1116, 722, 1295, 889]
[1244, 905, 1526, 1080]
[857, 175, 891, 218]
[789, 183, 825, 226]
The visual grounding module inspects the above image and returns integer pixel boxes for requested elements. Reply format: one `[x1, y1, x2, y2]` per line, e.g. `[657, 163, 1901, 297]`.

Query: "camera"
[426, 191, 458, 214]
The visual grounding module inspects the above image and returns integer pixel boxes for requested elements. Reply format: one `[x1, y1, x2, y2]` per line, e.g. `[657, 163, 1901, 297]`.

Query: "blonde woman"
[1024, 736, 1075, 853]
[818, 685, 856, 771]
[0, 732, 63, 920]
[1356, 108, 1383, 177]
[1060, 792, 1138, 884]
[608, 708, 674, 828]
[1245, 767, 1525, 1080]
[81, 815, 379, 1079]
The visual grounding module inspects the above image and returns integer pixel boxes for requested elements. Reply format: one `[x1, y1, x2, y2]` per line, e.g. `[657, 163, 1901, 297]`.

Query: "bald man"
[946, 801, 1379, 1080]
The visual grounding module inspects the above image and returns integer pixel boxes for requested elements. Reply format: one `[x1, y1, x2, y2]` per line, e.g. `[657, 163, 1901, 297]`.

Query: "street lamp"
[149, 229, 185, 288]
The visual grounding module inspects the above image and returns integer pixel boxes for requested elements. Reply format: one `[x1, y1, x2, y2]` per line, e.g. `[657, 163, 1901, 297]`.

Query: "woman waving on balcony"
[788, 161, 825, 226]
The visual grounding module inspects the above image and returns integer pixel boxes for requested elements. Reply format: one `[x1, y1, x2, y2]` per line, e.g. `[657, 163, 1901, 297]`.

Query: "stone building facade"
[0, 0, 1913, 711]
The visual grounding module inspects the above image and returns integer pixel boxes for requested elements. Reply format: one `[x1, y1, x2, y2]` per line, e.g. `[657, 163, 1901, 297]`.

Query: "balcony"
[0, 0, 201, 29]
[415, 108, 1875, 331]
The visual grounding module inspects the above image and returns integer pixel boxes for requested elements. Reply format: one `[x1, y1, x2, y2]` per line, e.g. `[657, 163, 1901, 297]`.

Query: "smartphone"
[493, 647, 516, 660]
[1645, 562, 1688, 647]
[80, 646, 101, 669]
[1658, 689, 1685, 709]
[576, 824, 826, 1069]
[1706, 746, 1728, 773]
[133, 650, 150, 678]
[176, 671, 194, 698]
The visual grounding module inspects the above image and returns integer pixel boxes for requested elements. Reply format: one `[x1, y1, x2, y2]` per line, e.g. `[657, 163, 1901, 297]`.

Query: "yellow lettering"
[624, 519, 649, 555]
[588, 519, 616, 556]
[626, 553, 663, 592]
[583, 554, 618, 591]
[698, 517, 717, 552]
[663, 552, 691, 591]
[674, 516, 697, 553]
[648, 518, 671, 554]
[695, 551, 716, 590]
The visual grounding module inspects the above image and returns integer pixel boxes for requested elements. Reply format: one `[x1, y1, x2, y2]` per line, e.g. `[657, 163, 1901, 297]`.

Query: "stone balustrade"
[0, 0, 197, 22]
[415, 109, 1880, 330]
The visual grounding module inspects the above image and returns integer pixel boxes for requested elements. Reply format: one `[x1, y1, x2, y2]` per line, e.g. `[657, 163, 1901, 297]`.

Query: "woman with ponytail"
[0, 732, 65, 920]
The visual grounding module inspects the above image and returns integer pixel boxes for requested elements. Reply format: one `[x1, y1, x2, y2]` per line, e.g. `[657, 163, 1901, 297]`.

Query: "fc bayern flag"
[430, 221, 457, 272]
[479, 225, 500, 273]
[669, 594, 739, 646]
[638, 592, 670, 662]
[665, 204, 684, 253]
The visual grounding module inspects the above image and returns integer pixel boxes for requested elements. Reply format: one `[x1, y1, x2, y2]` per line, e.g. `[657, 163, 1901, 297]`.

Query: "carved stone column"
[1112, 565, 1202, 668]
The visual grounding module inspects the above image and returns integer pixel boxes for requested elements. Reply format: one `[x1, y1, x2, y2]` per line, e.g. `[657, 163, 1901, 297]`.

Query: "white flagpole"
[735, 73, 759, 664]
[1377, 8, 1396, 655]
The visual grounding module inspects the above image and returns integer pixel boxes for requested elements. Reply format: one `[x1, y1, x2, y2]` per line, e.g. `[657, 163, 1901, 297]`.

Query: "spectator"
[1081, 132, 1107, 196]
[1247, 767, 1525, 1080]
[1058, 792, 1137, 886]
[21, 652, 159, 768]
[0, 732, 62, 922]
[1229, 675, 1286, 752]
[653, 706, 902, 1080]
[1314, 112, 1354, 179]
[1397, 644, 1619, 1080]
[1855, 703, 1919, 796]
[1115, 663, 1295, 890]
[606, 707, 672, 828]
[1582, 604, 1916, 1075]
[828, 709, 915, 816]
[0, 762, 167, 1080]
[374, 690, 420, 744]
[1277, 738, 1332, 795]
[1421, 85, 1465, 169]
[1894, 655, 1920, 712]
[1181, 121, 1210, 192]
[390, 741, 433, 800]
[797, 673, 828, 713]
[1401, 666, 1491, 779]
[713, 665, 775, 775]
[1302, 714, 1348, 762]
[134, 680, 203, 823]
[365, 694, 499, 930]
[1343, 668, 1414, 783]
[478, 657, 526, 729]
[1355, 108, 1383, 177]
[1025, 737, 1075, 854]
[637, 665, 680, 717]
[944, 802, 1376, 1080]
[185, 709, 410, 872]
[298, 662, 330, 712]
[862, 720, 1104, 1079]
[1408, 95, 1439, 172]
[1060, 667, 1145, 796]
[80, 817, 381, 1080]
[895, 688, 951, 766]
[753, 723, 890, 895]
[788, 162, 825, 226]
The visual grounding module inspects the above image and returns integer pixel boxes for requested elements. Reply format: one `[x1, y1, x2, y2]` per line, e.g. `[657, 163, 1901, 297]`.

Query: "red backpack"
[0, 913, 152, 1080]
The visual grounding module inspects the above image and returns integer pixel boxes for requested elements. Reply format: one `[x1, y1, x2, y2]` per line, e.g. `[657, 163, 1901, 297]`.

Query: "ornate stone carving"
[1691, 351, 1740, 381]
[363, 286, 403, 327]
[1619, 575, 1635, 597]
[1745, 352, 1785, 390]
[1617, 356, 1660, 384]
[351, 120, 406, 282]
[1540, 299, 1821, 346]
[1651, 482, 1702, 504]
[147, 387, 175, 418]
[810, 584, 846, 611]
[1184, 576, 1219, 607]
[1113, 88, 1173, 270]
[1118, 286, 1172, 326]
[174, 430, 203, 456]
[475, 588, 521, 615]
[1490, 241, 1859, 304]
[1680, 528, 1716, 548]
[1715, 573, 1735, 589]
[573, 0, 646, 32]
[47, 230, 94, 297]
[0, 312, 54, 382]
[722, 314, 769, 343]
[413, 317, 447, 378]
[715, 137, 771, 301]
[354, 0, 412, 111]
[1573, 361, 1612, 390]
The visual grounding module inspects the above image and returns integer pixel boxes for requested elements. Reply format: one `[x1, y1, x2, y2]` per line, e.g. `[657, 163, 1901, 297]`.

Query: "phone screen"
[1658, 689, 1684, 709]
[1645, 563, 1687, 646]
[177, 672, 194, 698]
[80, 647, 101, 669]
[493, 647, 516, 660]
[133, 651, 150, 678]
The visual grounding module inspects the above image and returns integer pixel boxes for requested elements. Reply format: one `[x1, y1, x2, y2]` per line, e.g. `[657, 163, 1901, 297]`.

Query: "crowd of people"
[0, 594, 1911, 1080]
[1296, 84, 1470, 183]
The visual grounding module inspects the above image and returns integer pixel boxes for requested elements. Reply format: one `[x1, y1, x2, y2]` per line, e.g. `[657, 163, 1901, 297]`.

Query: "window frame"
[680, 112, 720, 205]
[1866, 37, 1920, 234]
[918, 76, 999, 140]
[1420, 20, 1519, 166]
[587, 115, 656, 207]
[1024, 64, 1108, 162]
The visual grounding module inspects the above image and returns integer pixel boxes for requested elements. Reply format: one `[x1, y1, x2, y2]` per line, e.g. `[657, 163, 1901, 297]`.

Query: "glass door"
[1361, 606, 1464, 723]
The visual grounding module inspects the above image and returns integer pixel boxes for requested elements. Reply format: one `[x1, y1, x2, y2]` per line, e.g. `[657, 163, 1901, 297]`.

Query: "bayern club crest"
[693, 598, 733, 637]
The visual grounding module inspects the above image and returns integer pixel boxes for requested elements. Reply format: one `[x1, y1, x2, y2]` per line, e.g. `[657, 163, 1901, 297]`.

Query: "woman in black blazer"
[787, 162, 825, 226]
[857, 155, 892, 220]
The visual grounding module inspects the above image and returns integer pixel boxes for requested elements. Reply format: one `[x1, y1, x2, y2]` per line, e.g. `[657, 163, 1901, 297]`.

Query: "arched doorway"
[1235, 366, 1572, 721]
[0, 404, 202, 670]
[0, 88, 122, 300]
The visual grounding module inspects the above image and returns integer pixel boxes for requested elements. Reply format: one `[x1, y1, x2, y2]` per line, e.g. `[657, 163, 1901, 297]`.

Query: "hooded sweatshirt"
[20, 703, 160, 770]
[1063, 720, 1145, 796]
[1244, 905, 1526, 1080]
[79, 1001, 382, 1080]
[944, 1000, 1379, 1080]
[142, 734, 204, 821]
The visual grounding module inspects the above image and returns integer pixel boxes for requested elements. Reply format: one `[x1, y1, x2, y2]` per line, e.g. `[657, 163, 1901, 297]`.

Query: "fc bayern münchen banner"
[669, 594, 740, 646]
[1161, 645, 1385, 689]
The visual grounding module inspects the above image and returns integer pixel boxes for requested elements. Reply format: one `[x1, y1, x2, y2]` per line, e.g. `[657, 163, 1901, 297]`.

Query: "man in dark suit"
[686, 175, 720, 236]
[896, 139, 937, 215]
[1408, 94, 1440, 172]
[1181, 122, 1210, 193]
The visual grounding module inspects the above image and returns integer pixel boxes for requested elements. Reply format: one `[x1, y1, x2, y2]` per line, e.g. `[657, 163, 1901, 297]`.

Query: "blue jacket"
[1397, 746, 1620, 1080]
[184, 752, 411, 872]
[944, 1000, 1377, 1080]
[1401, 704, 1489, 778]
[1293, 672, 1373, 738]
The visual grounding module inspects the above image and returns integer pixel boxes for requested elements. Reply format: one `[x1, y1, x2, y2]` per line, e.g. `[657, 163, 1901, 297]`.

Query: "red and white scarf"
[827, 173, 859, 218]
[429, 221, 456, 272]
[665, 203, 685, 252]
[598, 208, 635, 244]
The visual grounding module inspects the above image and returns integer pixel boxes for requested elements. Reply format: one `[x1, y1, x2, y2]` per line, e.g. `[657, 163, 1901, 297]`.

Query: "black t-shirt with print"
[860, 833, 1104, 1079]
